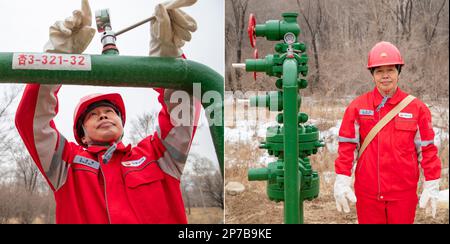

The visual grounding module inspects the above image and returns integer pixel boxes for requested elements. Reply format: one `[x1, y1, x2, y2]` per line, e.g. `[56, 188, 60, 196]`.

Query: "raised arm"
[15, 0, 95, 191]
[136, 0, 200, 180]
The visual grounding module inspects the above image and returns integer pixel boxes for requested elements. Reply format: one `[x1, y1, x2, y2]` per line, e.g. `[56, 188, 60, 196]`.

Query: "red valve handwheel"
[253, 48, 258, 80]
[248, 13, 256, 48]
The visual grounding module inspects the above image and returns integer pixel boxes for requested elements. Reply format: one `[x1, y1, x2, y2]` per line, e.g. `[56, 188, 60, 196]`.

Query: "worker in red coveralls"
[15, 0, 202, 224]
[333, 41, 442, 224]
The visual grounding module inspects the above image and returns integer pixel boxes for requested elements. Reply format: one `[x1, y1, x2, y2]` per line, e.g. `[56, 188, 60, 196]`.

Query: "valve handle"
[96, 9, 112, 33]
[248, 13, 256, 48]
[253, 48, 258, 80]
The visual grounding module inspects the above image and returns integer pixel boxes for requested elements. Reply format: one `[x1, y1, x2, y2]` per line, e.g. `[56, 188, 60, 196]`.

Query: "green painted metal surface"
[0, 52, 224, 175]
[255, 13, 301, 41]
[245, 12, 324, 224]
[282, 57, 300, 224]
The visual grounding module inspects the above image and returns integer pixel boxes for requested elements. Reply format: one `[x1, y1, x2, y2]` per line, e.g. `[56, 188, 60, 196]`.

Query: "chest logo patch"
[359, 109, 374, 116]
[399, 112, 413, 119]
[122, 157, 147, 167]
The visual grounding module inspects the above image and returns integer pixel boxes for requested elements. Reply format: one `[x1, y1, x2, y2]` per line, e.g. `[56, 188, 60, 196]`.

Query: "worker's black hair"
[370, 64, 402, 75]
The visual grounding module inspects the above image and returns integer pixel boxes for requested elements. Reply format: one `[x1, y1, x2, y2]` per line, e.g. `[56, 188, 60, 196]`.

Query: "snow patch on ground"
[226, 96, 448, 179]
[227, 119, 448, 151]
[439, 189, 449, 208]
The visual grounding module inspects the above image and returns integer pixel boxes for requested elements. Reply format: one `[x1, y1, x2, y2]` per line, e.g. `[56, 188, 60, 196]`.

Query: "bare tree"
[190, 154, 224, 208]
[0, 184, 15, 223]
[0, 85, 22, 162]
[416, 0, 448, 45]
[297, 0, 323, 94]
[0, 85, 23, 183]
[226, 0, 249, 92]
[181, 183, 191, 214]
[1, 136, 52, 223]
[127, 111, 157, 145]
[225, 21, 235, 91]
[225, 0, 448, 97]
[8, 144, 41, 194]
[392, 0, 414, 41]
[2, 136, 49, 195]
[0, 85, 55, 223]
[201, 171, 224, 209]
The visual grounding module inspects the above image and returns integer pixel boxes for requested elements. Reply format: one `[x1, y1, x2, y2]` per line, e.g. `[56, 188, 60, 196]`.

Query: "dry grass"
[439, 139, 449, 189]
[301, 96, 350, 126]
[6, 215, 51, 224]
[225, 165, 284, 224]
[310, 148, 337, 173]
[6, 209, 224, 224]
[186, 207, 223, 224]
[225, 164, 449, 224]
[224, 97, 449, 224]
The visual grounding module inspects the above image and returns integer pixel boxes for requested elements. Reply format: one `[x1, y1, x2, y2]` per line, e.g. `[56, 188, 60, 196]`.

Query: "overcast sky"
[0, 0, 224, 167]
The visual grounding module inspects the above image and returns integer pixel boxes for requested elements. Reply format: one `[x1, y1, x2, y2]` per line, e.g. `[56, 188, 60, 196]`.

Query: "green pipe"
[248, 167, 269, 181]
[298, 196, 304, 223]
[282, 58, 300, 224]
[255, 13, 300, 41]
[249, 91, 283, 111]
[0, 52, 224, 175]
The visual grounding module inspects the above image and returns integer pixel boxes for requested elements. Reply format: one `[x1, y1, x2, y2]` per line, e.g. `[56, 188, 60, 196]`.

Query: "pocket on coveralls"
[123, 161, 170, 222]
[394, 117, 417, 152]
[124, 161, 164, 188]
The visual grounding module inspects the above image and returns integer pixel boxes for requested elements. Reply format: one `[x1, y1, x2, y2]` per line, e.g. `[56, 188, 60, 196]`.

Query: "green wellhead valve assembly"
[232, 12, 324, 224]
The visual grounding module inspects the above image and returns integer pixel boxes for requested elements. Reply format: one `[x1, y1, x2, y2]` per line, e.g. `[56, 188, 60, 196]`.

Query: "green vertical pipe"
[282, 58, 300, 224]
[0, 52, 224, 175]
[298, 171, 304, 221]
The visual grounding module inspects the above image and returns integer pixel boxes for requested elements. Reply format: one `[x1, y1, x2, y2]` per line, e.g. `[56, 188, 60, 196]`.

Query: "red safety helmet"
[73, 93, 126, 147]
[367, 41, 404, 69]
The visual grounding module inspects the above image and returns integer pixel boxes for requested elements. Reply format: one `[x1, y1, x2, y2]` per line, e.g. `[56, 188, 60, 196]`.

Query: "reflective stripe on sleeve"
[156, 125, 193, 180]
[157, 151, 185, 180]
[46, 134, 69, 191]
[338, 136, 359, 144]
[420, 140, 434, 147]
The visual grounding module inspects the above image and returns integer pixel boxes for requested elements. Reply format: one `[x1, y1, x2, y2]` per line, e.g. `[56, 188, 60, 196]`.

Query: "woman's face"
[81, 106, 123, 145]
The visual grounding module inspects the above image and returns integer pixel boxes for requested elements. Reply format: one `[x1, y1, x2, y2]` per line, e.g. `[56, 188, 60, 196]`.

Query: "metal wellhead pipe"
[0, 52, 224, 175]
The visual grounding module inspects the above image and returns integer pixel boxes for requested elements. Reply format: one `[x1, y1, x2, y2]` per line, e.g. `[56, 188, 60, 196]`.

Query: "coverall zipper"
[99, 167, 112, 224]
[377, 109, 381, 200]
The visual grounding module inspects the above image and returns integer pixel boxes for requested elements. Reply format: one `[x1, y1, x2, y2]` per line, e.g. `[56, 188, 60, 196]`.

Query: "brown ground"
[186, 207, 224, 224]
[225, 165, 449, 224]
[224, 97, 448, 224]
[6, 207, 224, 224]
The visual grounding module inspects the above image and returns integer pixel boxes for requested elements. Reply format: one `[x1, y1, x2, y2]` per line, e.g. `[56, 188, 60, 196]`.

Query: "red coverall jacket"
[335, 87, 441, 201]
[15, 84, 201, 224]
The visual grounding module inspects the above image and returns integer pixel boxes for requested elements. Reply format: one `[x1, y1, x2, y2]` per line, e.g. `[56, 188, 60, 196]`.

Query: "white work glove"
[333, 174, 357, 213]
[149, 0, 198, 57]
[44, 0, 95, 54]
[419, 179, 440, 218]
